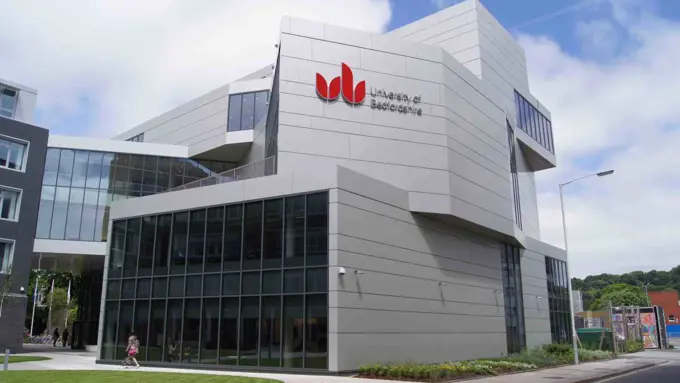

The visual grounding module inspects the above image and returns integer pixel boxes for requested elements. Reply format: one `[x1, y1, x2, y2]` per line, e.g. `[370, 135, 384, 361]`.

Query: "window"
[670, 315, 677, 323]
[513, 90, 554, 154]
[0, 86, 18, 118]
[0, 187, 21, 220]
[0, 136, 27, 171]
[502, 244, 526, 354]
[546, 256, 572, 344]
[227, 91, 270, 132]
[36, 148, 232, 242]
[0, 240, 14, 273]
[506, 121, 522, 229]
[126, 133, 144, 142]
[101, 191, 329, 369]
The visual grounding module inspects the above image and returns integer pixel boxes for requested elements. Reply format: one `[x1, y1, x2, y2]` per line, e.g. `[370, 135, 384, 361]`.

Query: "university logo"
[316, 63, 366, 104]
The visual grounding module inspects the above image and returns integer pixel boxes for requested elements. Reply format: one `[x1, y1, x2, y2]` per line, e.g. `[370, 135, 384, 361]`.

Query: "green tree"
[592, 284, 648, 309]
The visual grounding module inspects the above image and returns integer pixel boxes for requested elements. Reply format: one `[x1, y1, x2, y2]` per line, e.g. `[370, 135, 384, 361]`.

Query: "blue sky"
[2, 0, 679, 277]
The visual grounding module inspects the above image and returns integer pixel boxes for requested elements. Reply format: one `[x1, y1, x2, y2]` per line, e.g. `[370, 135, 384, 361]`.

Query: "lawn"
[0, 356, 52, 363]
[0, 371, 282, 383]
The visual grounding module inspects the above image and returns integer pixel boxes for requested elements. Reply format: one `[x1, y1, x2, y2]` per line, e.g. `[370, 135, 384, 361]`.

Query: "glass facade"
[36, 148, 233, 242]
[514, 91, 554, 154]
[546, 256, 572, 344]
[506, 121, 522, 229]
[0, 86, 17, 118]
[501, 244, 526, 354]
[227, 91, 269, 132]
[0, 135, 27, 171]
[126, 133, 144, 142]
[101, 191, 329, 370]
[265, 56, 280, 161]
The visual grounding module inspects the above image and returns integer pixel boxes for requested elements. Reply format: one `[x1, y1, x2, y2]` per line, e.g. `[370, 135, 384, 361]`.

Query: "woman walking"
[123, 331, 140, 368]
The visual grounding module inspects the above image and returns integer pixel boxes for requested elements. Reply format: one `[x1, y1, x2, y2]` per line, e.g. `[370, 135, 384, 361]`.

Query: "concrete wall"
[112, 78, 271, 160]
[388, 0, 552, 239]
[276, 15, 519, 239]
[329, 169, 507, 371]
[0, 116, 48, 352]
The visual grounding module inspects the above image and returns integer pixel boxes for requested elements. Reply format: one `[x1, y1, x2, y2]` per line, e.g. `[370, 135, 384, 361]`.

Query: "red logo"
[316, 63, 366, 104]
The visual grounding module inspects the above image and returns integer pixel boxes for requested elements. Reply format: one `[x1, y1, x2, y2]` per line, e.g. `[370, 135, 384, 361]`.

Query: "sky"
[1, 0, 678, 278]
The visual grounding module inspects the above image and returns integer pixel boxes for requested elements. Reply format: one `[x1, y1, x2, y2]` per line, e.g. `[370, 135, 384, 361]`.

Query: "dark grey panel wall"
[0, 117, 48, 352]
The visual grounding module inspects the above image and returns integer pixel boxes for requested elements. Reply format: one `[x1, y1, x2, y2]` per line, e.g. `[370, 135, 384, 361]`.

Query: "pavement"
[4, 347, 678, 383]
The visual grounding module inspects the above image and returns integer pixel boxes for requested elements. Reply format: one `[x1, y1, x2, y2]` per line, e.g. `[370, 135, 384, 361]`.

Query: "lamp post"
[559, 169, 614, 365]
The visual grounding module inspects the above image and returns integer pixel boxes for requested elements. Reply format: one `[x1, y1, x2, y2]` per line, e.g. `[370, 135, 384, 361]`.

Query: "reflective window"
[227, 91, 270, 132]
[507, 121, 522, 229]
[126, 133, 144, 142]
[0, 240, 15, 273]
[0, 86, 17, 118]
[0, 135, 27, 171]
[502, 244, 526, 354]
[514, 91, 554, 154]
[546, 256, 572, 344]
[0, 187, 21, 221]
[102, 192, 329, 370]
[36, 149, 231, 242]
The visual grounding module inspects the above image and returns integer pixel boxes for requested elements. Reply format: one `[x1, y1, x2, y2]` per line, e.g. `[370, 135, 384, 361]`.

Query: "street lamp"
[559, 169, 614, 365]
[643, 282, 651, 306]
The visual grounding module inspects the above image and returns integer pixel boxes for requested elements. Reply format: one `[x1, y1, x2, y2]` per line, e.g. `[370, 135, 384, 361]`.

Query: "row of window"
[102, 191, 329, 369]
[102, 294, 328, 369]
[36, 148, 233, 242]
[0, 240, 13, 274]
[126, 133, 144, 142]
[0, 135, 27, 172]
[108, 192, 328, 278]
[501, 244, 526, 354]
[546, 256, 572, 344]
[107, 269, 328, 300]
[514, 91, 554, 154]
[0, 86, 17, 118]
[227, 91, 269, 132]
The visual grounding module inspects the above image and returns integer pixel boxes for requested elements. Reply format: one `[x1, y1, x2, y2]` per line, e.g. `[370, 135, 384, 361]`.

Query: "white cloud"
[519, 3, 680, 277]
[0, 0, 391, 136]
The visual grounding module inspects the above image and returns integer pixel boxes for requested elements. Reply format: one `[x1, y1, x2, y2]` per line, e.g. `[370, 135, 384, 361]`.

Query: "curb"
[573, 362, 664, 383]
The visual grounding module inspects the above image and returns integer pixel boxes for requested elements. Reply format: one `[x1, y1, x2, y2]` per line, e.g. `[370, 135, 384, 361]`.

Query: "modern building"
[0, 78, 48, 352]
[572, 289, 584, 313]
[4, 0, 571, 372]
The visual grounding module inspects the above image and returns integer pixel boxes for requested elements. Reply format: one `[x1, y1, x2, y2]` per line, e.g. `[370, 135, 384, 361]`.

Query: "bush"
[669, 344, 675, 349]
[623, 340, 644, 353]
[358, 360, 540, 382]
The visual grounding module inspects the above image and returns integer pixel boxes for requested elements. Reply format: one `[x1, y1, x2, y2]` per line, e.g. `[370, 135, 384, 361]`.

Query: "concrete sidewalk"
[466, 358, 662, 383]
[4, 351, 664, 383]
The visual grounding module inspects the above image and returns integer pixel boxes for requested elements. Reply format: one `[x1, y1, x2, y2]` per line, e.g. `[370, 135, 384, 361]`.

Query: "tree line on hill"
[571, 266, 680, 311]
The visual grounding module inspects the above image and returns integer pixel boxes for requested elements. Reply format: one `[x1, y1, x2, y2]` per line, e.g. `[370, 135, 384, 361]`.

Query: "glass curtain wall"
[501, 244, 526, 354]
[35, 148, 234, 242]
[227, 91, 269, 132]
[546, 256, 572, 344]
[101, 191, 329, 370]
[514, 90, 554, 154]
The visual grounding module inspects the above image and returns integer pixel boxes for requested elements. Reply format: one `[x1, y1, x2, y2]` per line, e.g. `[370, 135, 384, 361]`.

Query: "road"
[602, 362, 680, 382]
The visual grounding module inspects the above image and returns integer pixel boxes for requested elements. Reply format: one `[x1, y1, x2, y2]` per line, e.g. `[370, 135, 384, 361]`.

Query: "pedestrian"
[52, 328, 60, 347]
[62, 328, 69, 347]
[124, 331, 140, 368]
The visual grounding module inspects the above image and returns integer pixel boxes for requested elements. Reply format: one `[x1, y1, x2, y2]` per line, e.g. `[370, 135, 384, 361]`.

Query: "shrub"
[623, 340, 644, 353]
[669, 344, 675, 349]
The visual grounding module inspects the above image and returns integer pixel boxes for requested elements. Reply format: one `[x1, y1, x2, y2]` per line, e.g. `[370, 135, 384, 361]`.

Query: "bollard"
[3, 349, 9, 371]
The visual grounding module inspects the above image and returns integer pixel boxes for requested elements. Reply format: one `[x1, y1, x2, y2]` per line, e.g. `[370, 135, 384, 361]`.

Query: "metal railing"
[167, 156, 276, 193]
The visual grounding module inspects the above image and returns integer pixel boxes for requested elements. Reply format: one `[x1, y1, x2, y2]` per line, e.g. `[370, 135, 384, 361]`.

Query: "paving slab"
[4, 352, 662, 383]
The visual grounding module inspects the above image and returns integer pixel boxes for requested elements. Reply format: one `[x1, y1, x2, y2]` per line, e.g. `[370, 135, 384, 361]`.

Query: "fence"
[167, 156, 276, 193]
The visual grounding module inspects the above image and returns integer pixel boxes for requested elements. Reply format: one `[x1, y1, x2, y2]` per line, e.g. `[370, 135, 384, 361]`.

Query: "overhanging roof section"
[48, 135, 189, 158]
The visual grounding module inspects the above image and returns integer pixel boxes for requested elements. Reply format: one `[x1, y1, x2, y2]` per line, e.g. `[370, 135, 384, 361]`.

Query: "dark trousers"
[53, 337, 58, 347]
